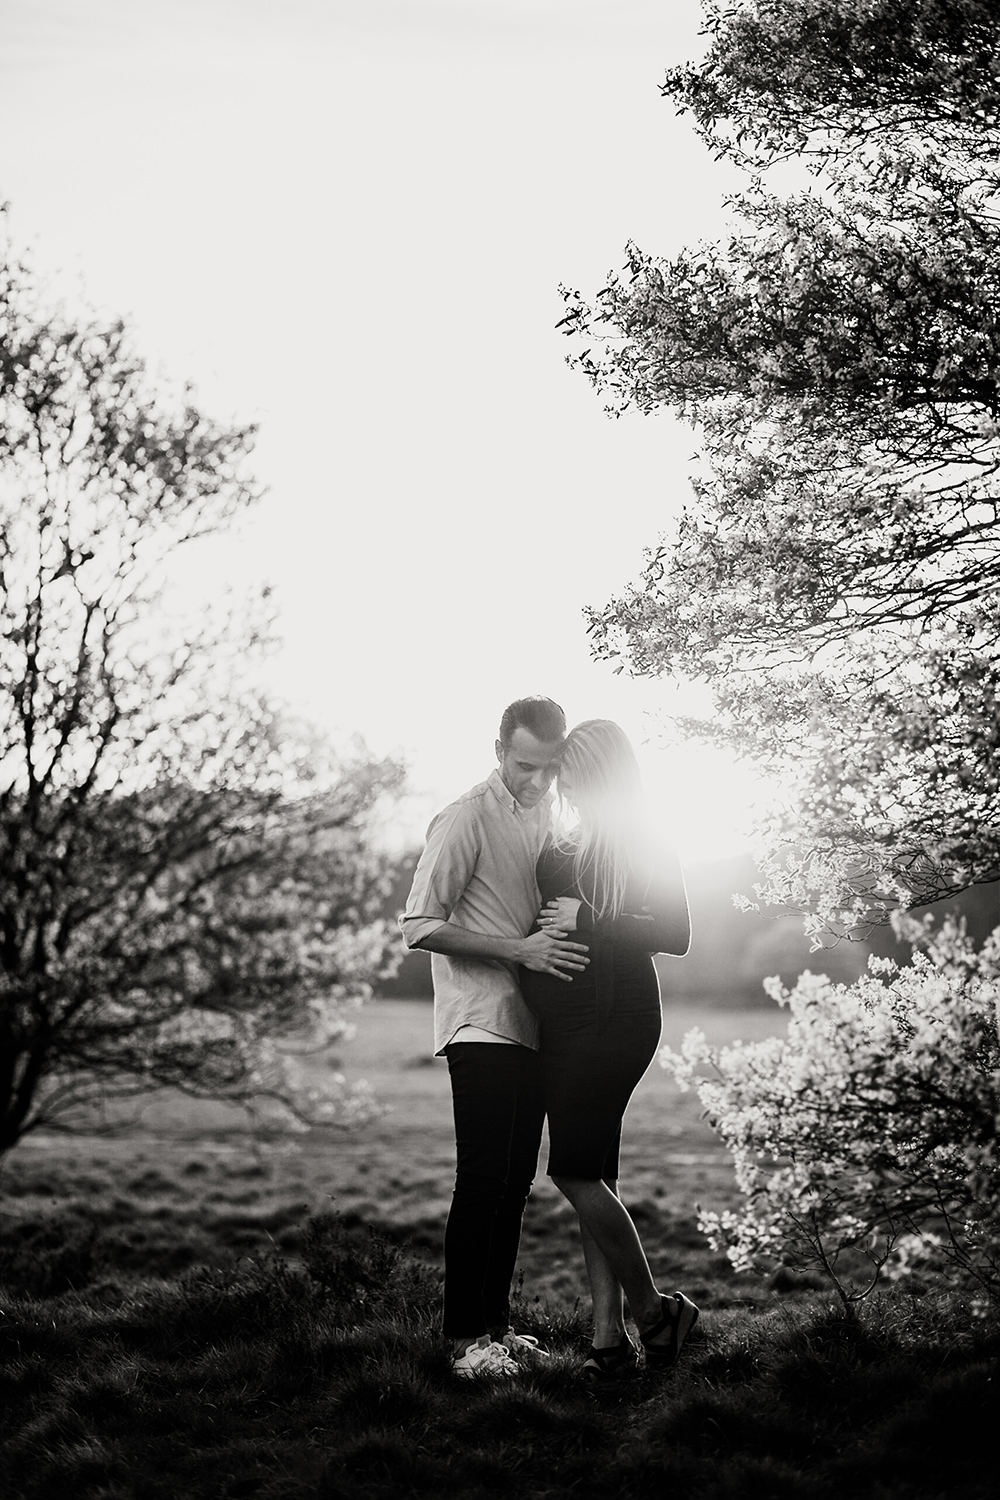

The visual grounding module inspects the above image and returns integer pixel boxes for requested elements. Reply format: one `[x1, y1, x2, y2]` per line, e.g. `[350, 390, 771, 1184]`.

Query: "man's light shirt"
[400, 769, 550, 1054]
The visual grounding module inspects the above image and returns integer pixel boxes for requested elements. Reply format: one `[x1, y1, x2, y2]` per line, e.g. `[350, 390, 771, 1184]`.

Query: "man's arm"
[416, 921, 589, 982]
[400, 797, 589, 981]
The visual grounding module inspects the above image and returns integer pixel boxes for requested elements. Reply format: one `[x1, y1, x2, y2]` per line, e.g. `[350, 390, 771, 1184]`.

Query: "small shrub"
[0, 1214, 109, 1296]
[300, 1211, 439, 1323]
[167, 1251, 318, 1344]
[663, 917, 1000, 1307]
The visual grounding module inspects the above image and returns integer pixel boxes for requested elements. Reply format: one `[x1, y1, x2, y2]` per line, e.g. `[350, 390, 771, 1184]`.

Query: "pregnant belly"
[519, 965, 594, 1011]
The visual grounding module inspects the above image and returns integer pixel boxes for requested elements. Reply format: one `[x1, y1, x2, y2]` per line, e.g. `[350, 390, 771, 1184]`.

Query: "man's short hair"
[498, 696, 566, 749]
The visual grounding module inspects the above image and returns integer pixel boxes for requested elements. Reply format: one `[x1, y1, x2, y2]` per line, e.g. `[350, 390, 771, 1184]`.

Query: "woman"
[520, 719, 697, 1379]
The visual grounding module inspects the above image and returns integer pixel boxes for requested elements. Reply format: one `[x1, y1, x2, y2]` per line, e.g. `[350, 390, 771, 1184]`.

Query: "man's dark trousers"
[442, 1041, 545, 1337]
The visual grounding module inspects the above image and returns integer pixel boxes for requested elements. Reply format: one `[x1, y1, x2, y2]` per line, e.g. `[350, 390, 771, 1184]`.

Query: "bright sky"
[0, 0, 770, 861]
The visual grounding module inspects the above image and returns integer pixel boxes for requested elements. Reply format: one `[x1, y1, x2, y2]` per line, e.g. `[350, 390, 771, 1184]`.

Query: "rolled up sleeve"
[399, 803, 480, 949]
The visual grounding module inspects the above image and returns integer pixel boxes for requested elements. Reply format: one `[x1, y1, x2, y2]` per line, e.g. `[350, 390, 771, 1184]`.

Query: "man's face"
[496, 726, 563, 810]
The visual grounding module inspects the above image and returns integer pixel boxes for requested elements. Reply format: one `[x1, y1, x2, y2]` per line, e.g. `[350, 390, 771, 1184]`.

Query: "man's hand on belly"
[518, 929, 590, 982]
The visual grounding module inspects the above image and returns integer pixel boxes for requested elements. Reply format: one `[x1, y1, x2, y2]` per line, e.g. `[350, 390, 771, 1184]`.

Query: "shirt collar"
[487, 767, 519, 814]
[487, 768, 551, 823]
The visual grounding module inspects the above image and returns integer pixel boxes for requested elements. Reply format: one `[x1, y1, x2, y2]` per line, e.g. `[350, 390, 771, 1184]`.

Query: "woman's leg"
[578, 1180, 626, 1348]
[552, 1174, 663, 1333]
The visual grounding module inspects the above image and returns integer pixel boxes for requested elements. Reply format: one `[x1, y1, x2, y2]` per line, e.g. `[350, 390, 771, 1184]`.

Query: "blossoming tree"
[0, 229, 403, 1155]
[560, 1, 1000, 1295]
[560, 0, 1000, 936]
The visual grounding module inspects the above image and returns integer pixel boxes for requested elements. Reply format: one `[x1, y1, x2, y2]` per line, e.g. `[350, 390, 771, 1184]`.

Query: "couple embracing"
[400, 695, 697, 1382]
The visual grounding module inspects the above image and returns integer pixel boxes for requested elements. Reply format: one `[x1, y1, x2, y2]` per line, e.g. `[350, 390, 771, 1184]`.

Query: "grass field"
[2, 998, 780, 1302]
[1, 999, 996, 1500]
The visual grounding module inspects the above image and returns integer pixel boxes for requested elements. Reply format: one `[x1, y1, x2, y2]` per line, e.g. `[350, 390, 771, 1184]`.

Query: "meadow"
[0, 999, 996, 1499]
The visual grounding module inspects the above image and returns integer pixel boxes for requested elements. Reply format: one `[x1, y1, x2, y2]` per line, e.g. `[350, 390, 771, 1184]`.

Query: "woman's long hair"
[555, 720, 646, 921]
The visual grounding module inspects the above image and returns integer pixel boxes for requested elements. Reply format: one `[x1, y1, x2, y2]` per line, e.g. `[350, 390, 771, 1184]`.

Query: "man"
[400, 695, 589, 1378]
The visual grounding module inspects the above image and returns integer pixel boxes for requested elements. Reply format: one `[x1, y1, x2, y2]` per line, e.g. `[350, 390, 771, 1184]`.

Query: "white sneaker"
[499, 1329, 550, 1360]
[451, 1337, 520, 1379]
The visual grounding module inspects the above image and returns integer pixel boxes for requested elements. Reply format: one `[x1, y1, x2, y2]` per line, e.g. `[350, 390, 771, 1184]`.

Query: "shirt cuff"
[399, 915, 446, 949]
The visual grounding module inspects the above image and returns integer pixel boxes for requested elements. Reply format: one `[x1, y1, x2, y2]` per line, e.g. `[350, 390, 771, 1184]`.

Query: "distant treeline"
[379, 852, 999, 1007]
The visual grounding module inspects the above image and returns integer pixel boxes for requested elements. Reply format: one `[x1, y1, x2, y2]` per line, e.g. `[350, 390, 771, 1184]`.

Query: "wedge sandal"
[640, 1291, 699, 1370]
[582, 1331, 640, 1381]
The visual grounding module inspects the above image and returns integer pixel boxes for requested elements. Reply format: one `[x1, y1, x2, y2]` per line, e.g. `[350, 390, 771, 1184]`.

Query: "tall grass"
[1, 1001, 996, 1498]
[1, 1191, 996, 1499]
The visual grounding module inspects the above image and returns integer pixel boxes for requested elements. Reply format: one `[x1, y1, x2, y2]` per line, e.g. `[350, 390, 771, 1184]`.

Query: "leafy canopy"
[664, 0, 1000, 167]
[560, 0, 1000, 933]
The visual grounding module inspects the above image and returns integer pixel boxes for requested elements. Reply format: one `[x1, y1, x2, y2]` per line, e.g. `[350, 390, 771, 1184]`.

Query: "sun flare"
[638, 741, 785, 866]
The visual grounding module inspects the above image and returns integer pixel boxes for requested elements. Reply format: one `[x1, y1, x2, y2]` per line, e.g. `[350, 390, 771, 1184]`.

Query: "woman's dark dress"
[520, 840, 689, 1181]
